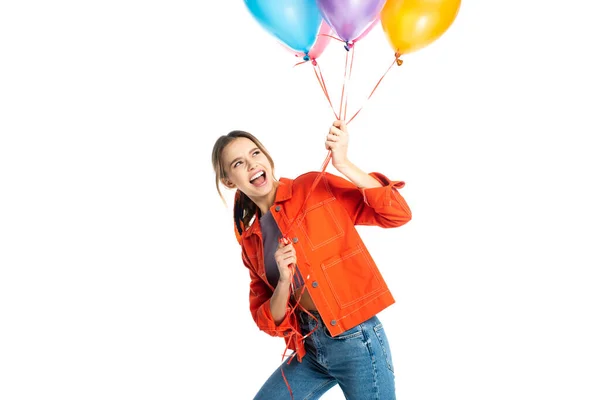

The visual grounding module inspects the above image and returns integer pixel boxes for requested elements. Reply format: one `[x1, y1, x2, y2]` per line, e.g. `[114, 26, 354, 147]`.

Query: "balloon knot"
[311, 59, 317, 66]
[395, 52, 403, 66]
[303, 54, 310, 61]
[344, 41, 354, 51]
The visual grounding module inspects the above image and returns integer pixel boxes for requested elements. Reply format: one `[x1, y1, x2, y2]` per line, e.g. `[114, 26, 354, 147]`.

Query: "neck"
[251, 181, 278, 216]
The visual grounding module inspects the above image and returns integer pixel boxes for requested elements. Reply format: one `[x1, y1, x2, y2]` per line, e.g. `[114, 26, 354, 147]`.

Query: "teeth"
[250, 171, 264, 181]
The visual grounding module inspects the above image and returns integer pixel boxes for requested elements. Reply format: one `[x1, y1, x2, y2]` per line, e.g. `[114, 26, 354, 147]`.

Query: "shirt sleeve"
[241, 247, 296, 338]
[323, 171, 412, 228]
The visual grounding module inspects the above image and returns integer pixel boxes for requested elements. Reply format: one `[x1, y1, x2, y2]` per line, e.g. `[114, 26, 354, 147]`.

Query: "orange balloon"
[381, 0, 461, 55]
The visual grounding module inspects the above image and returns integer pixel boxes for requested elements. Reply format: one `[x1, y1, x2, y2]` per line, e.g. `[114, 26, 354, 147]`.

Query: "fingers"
[326, 133, 339, 142]
[325, 135, 339, 151]
[333, 119, 347, 131]
[276, 243, 295, 255]
[281, 254, 297, 266]
[275, 243, 296, 268]
[325, 122, 348, 150]
[329, 126, 344, 137]
[276, 254, 297, 271]
[329, 120, 348, 141]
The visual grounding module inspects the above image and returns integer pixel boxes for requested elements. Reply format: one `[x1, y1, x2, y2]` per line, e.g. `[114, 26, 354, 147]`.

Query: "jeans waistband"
[298, 308, 321, 324]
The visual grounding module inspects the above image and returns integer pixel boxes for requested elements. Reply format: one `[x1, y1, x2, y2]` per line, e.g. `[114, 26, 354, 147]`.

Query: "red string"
[344, 45, 356, 121]
[293, 56, 340, 121]
[312, 62, 340, 121]
[339, 49, 349, 120]
[275, 147, 331, 399]
[276, 236, 321, 399]
[347, 53, 402, 124]
[277, 48, 401, 400]
[283, 42, 358, 241]
[277, 46, 356, 398]
[320, 33, 344, 42]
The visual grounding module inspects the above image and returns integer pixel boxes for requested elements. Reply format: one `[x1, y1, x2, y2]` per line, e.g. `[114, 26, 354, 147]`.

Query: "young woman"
[211, 120, 412, 399]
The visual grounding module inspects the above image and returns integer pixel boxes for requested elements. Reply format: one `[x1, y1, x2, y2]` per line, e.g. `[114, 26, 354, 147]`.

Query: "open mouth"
[249, 170, 267, 187]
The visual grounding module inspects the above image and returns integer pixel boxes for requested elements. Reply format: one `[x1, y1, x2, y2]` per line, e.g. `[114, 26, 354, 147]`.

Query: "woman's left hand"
[325, 120, 350, 169]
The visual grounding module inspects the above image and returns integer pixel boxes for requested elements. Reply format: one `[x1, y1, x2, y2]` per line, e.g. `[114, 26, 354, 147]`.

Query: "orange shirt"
[236, 171, 411, 361]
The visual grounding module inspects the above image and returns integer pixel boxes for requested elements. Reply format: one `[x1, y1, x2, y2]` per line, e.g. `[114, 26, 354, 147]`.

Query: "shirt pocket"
[321, 246, 384, 308]
[299, 198, 344, 250]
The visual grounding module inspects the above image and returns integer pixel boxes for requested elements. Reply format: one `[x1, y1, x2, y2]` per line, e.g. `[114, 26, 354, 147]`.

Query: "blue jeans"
[254, 310, 396, 399]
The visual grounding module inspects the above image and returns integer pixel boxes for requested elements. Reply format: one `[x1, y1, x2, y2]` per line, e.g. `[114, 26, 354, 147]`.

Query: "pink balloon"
[279, 22, 333, 62]
[304, 22, 333, 60]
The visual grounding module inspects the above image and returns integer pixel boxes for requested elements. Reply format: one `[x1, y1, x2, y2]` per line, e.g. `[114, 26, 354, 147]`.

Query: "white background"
[1, 1, 599, 399]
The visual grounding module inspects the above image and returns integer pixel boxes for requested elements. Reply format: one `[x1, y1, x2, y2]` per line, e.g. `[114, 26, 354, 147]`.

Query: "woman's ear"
[221, 178, 236, 189]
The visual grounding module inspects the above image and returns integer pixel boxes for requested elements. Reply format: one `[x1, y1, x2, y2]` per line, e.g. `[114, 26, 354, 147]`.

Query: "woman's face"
[221, 137, 276, 201]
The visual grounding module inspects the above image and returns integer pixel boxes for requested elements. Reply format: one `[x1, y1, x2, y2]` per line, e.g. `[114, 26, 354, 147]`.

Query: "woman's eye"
[253, 151, 260, 156]
[234, 161, 242, 168]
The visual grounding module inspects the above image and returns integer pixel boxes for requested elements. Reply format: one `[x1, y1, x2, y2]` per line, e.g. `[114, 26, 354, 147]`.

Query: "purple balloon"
[316, 0, 387, 44]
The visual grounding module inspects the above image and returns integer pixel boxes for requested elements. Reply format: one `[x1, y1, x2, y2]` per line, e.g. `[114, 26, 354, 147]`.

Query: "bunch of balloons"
[244, 0, 461, 62]
[244, 0, 461, 126]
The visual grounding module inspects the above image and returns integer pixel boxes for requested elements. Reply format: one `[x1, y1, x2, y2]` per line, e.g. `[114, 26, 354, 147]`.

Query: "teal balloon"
[244, 0, 322, 54]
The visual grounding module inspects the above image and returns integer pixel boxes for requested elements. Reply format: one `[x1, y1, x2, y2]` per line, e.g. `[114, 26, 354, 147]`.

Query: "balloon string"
[294, 57, 339, 121]
[320, 33, 344, 42]
[278, 50, 358, 400]
[293, 59, 307, 68]
[276, 237, 321, 400]
[339, 48, 349, 119]
[347, 52, 402, 124]
[283, 43, 362, 271]
[281, 44, 354, 235]
[312, 62, 340, 120]
[288, 45, 358, 230]
[280, 330, 295, 400]
[344, 45, 356, 121]
[279, 45, 392, 400]
[277, 282, 320, 400]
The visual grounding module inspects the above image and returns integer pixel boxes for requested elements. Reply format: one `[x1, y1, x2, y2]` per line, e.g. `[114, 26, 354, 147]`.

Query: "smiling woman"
[211, 120, 412, 400]
[221, 138, 276, 213]
[212, 131, 277, 236]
